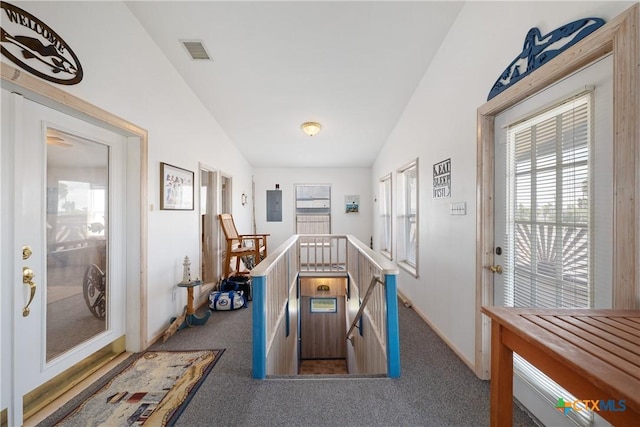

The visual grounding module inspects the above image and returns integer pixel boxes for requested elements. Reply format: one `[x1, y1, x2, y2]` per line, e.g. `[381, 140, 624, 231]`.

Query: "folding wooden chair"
[218, 213, 268, 278]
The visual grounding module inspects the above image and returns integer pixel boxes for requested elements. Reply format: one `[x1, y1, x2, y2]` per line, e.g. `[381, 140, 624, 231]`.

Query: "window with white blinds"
[295, 184, 331, 234]
[505, 93, 593, 426]
[506, 93, 591, 309]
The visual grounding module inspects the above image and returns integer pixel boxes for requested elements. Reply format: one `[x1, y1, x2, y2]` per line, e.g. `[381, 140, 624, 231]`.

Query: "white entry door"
[493, 57, 613, 426]
[9, 94, 127, 423]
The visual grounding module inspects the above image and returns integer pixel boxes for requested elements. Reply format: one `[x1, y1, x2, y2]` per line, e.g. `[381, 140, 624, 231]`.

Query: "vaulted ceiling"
[126, 1, 464, 167]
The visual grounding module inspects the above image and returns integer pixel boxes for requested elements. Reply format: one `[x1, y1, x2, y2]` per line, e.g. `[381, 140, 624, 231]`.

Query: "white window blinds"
[506, 94, 591, 309]
[295, 185, 331, 234]
[505, 93, 593, 426]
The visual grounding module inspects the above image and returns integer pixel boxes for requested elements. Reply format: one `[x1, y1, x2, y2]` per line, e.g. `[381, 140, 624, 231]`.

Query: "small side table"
[176, 280, 211, 327]
[163, 280, 211, 342]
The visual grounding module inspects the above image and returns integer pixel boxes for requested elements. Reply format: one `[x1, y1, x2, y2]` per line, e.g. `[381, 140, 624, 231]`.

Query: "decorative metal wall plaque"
[1, 2, 83, 85]
[433, 158, 451, 199]
[487, 17, 604, 100]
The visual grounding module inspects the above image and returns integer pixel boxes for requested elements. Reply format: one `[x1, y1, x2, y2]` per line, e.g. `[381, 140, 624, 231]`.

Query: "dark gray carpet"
[40, 301, 537, 426]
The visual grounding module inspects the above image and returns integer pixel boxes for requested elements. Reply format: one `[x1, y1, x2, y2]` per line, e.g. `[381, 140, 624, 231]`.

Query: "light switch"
[450, 202, 467, 215]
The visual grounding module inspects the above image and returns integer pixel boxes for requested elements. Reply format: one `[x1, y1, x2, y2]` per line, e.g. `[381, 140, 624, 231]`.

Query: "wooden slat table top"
[481, 307, 640, 415]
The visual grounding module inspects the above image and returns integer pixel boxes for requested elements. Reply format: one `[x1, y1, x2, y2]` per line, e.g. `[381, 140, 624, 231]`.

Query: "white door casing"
[2, 62, 148, 427]
[11, 95, 127, 422]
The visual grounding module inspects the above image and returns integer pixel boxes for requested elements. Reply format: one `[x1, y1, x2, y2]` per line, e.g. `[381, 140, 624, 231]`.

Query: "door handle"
[22, 266, 36, 317]
[485, 265, 503, 274]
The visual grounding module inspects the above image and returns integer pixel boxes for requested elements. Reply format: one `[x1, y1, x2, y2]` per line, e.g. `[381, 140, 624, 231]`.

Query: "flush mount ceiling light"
[301, 122, 321, 137]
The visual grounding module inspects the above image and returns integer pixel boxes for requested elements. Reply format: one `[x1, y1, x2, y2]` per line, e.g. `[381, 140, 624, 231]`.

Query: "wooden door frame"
[1, 62, 150, 351]
[475, 4, 639, 379]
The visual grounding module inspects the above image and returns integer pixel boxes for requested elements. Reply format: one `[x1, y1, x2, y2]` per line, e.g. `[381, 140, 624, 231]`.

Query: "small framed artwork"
[310, 297, 337, 313]
[160, 162, 194, 210]
[345, 195, 359, 213]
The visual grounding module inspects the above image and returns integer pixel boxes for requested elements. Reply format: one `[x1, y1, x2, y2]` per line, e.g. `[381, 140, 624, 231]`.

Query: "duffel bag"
[209, 290, 247, 311]
[221, 276, 252, 301]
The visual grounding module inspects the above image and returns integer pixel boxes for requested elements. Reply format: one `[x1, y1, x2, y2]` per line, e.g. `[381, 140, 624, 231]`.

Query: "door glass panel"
[46, 128, 108, 361]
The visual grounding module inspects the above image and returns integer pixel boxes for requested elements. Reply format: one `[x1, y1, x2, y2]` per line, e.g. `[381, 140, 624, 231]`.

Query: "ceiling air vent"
[181, 40, 211, 61]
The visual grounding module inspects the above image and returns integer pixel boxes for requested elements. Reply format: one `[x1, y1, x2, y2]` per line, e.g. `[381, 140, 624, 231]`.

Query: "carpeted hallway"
[41, 300, 537, 426]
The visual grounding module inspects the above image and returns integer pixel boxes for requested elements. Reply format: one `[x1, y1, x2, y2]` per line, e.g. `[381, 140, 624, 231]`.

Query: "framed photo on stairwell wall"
[160, 162, 194, 210]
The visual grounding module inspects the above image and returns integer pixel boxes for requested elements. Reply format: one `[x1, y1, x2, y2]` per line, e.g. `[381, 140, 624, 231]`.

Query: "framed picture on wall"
[160, 162, 194, 210]
[345, 195, 359, 213]
[310, 297, 337, 313]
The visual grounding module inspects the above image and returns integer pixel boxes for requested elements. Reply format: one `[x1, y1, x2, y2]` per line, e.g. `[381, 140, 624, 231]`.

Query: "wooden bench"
[481, 307, 640, 426]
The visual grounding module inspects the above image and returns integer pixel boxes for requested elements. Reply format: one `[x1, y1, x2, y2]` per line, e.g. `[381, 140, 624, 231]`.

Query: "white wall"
[372, 0, 634, 368]
[1, 1, 254, 350]
[253, 168, 372, 250]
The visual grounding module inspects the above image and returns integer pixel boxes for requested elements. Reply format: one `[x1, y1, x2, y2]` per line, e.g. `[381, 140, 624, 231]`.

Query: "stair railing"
[251, 234, 399, 379]
[346, 274, 383, 343]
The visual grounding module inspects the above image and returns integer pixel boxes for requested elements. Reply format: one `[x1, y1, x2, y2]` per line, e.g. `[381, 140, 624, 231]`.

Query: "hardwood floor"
[299, 359, 348, 375]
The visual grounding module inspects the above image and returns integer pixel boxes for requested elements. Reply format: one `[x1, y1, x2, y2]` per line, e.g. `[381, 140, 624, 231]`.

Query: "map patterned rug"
[55, 349, 224, 426]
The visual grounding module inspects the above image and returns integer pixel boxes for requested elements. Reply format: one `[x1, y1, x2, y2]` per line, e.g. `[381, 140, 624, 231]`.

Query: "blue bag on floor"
[209, 290, 247, 311]
[220, 276, 252, 301]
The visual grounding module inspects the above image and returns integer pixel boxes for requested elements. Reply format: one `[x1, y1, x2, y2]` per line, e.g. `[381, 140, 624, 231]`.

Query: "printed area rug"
[55, 349, 224, 427]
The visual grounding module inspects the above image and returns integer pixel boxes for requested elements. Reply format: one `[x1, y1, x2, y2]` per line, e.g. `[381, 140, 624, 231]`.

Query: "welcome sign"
[1, 2, 83, 85]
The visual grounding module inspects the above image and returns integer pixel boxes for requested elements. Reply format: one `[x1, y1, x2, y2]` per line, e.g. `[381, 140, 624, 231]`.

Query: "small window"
[379, 174, 393, 259]
[397, 159, 418, 276]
